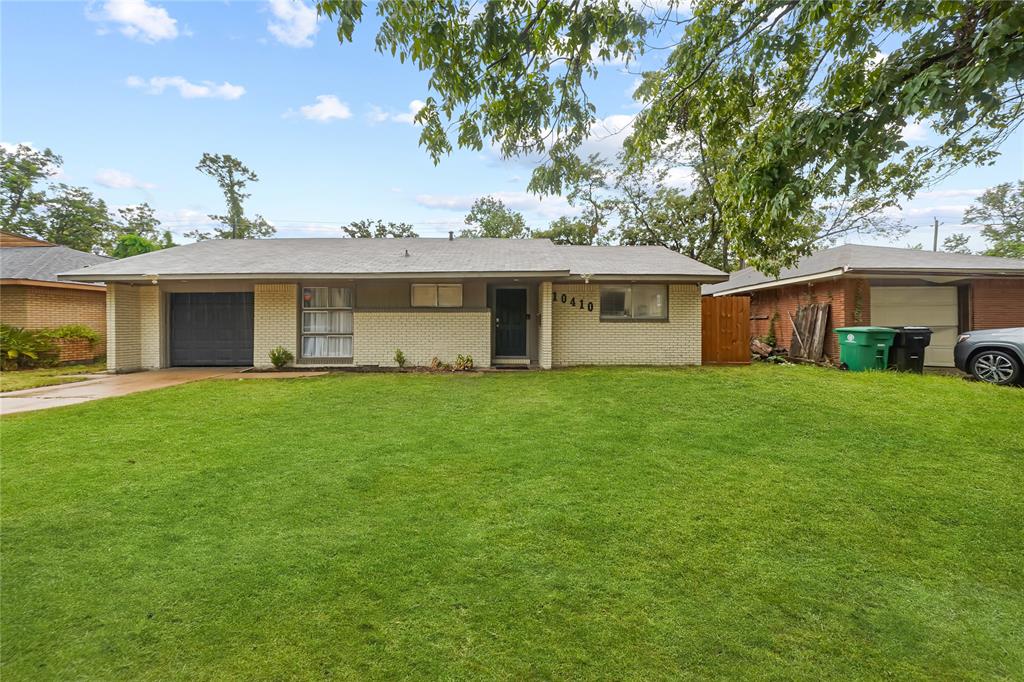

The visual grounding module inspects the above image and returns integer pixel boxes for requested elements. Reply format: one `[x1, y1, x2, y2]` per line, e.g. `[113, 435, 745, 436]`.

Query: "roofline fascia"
[849, 268, 1024, 278]
[57, 270, 574, 283]
[711, 267, 849, 296]
[1, 278, 106, 291]
[566, 273, 729, 283]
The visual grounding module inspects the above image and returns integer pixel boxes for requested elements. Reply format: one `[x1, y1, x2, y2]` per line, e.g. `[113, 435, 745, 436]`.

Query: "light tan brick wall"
[0, 283, 106, 339]
[254, 283, 298, 369]
[107, 283, 142, 372]
[551, 283, 702, 366]
[353, 310, 491, 367]
[538, 281, 553, 369]
[138, 286, 163, 369]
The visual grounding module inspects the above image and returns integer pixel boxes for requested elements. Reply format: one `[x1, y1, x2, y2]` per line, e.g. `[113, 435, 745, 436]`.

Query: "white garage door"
[870, 286, 958, 367]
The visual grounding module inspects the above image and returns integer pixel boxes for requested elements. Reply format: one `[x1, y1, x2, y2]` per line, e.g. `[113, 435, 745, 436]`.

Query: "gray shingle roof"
[60, 238, 728, 282]
[703, 244, 1024, 295]
[1, 245, 110, 285]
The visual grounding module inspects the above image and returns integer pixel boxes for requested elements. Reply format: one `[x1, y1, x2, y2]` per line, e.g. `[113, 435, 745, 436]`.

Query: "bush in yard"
[0, 325, 56, 370]
[455, 354, 474, 371]
[394, 348, 407, 368]
[269, 346, 294, 370]
[37, 325, 102, 345]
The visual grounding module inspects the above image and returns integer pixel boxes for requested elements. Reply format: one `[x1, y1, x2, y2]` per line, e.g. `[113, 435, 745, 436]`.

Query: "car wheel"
[970, 350, 1021, 386]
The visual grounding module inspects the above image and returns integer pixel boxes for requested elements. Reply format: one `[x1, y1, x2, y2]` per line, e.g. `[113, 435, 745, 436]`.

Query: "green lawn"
[0, 361, 106, 393]
[2, 366, 1022, 679]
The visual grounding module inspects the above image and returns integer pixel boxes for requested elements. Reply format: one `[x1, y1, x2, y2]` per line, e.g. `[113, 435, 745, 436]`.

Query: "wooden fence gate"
[701, 296, 750, 365]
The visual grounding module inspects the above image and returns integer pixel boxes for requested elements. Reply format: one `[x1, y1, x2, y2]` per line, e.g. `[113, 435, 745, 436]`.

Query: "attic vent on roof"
[404, 248, 410, 257]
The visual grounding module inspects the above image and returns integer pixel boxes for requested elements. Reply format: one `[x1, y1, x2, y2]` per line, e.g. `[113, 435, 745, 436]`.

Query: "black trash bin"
[888, 326, 933, 373]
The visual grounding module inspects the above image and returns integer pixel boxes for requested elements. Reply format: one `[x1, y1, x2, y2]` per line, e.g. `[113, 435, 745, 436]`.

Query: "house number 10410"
[554, 292, 594, 312]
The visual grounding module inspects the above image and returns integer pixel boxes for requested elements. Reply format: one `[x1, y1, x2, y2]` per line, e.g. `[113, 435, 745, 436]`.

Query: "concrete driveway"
[1, 368, 245, 415]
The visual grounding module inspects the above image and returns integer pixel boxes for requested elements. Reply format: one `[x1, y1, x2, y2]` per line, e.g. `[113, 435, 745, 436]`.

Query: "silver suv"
[954, 328, 1024, 386]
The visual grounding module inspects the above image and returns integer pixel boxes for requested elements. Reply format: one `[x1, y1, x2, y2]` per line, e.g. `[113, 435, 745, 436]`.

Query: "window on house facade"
[599, 285, 668, 320]
[411, 283, 463, 308]
[301, 286, 353, 358]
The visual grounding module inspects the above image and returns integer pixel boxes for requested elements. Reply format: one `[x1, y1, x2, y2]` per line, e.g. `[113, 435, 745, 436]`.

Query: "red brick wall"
[748, 277, 869, 360]
[971, 279, 1024, 330]
[0, 284, 107, 339]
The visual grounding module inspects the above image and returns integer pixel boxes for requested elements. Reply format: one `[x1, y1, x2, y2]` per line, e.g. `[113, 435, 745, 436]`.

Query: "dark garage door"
[169, 292, 254, 366]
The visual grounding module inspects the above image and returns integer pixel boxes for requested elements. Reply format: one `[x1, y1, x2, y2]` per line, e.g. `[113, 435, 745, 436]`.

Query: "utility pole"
[932, 217, 939, 251]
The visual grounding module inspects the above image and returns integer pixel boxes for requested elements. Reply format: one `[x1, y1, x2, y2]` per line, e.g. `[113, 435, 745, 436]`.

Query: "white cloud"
[95, 168, 155, 190]
[126, 75, 246, 100]
[901, 120, 929, 142]
[369, 100, 426, 125]
[579, 113, 636, 158]
[415, 191, 574, 220]
[87, 0, 179, 43]
[267, 0, 319, 48]
[295, 95, 352, 122]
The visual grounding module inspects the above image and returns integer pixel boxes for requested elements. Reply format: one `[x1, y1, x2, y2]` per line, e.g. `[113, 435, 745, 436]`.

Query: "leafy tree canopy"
[461, 196, 531, 238]
[188, 153, 275, 240]
[0, 144, 62, 237]
[319, 0, 1024, 273]
[111, 233, 162, 259]
[342, 219, 418, 238]
[963, 181, 1024, 258]
[113, 203, 162, 241]
[37, 184, 112, 253]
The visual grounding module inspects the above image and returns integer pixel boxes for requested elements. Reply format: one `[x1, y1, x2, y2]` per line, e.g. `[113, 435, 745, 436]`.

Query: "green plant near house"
[455, 354, 474, 371]
[269, 346, 294, 370]
[0, 325, 56, 370]
[394, 349, 407, 368]
[36, 325, 102, 345]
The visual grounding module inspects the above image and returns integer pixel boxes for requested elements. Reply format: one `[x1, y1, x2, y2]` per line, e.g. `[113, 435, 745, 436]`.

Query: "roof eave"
[570, 273, 729, 283]
[711, 267, 849, 296]
[57, 269, 575, 283]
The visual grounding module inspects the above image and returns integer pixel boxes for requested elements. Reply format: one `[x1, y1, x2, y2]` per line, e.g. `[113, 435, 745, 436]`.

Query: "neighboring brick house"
[0, 231, 110, 362]
[703, 244, 1024, 367]
[59, 237, 727, 372]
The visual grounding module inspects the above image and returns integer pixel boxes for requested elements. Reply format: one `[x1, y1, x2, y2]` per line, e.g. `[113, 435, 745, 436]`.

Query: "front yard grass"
[1, 365, 1021, 679]
[0, 361, 106, 393]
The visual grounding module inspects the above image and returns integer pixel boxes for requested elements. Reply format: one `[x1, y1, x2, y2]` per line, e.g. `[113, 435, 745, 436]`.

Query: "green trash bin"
[834, 326, 898, 371]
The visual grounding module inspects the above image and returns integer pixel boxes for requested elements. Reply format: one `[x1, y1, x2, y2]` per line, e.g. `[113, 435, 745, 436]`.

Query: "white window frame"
[599, 284, 668, 321]
[301, 286, 354, 359]
[411, 283, 463, 308]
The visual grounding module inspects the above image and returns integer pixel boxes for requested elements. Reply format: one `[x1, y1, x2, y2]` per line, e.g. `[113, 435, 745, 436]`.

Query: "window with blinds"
[301, 287, 353, 358]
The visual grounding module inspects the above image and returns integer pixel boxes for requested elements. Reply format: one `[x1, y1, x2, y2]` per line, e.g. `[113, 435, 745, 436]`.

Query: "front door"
[495, 288, 528, 357]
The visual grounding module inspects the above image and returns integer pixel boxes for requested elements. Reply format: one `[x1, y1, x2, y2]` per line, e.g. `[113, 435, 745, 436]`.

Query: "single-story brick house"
[703, 244, 1024, 367]
[0, 230, 110, 362]
[59, 237, 728, 371]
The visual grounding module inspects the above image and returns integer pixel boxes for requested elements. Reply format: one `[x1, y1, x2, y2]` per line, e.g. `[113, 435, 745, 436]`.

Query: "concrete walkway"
[1, 368, 245, 415]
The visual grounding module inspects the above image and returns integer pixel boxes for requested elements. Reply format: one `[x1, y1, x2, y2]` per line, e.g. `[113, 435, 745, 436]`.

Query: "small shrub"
[454, 354, 474, 371]
[37, 325, 102, 344]
[394, 348, 407, 368]
[0, 325, 56, 370]
[430, 356, 441, 370]
[269, 346, 294, 369]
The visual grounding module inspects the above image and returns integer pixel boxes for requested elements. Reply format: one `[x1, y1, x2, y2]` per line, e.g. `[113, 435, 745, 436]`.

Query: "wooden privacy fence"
[701, 296, 750, 365]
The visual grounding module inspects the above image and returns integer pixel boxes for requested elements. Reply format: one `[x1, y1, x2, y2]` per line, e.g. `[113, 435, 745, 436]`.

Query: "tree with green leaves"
[461, 196, 530, 239]
[962, 181, 1024, 259]
[112, 203, 161, 241]
[111, 233, 161, 258]
[318, 0, 1024, 273]
[0, 144, 62, 236]
[188, 153, 275, 240]
[37, 184, 112, 253]
[942, 232, 973, 255]
[342, 219, 418, 238]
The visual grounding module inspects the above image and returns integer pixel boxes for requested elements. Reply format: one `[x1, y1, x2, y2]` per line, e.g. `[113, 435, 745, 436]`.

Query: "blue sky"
[2, 0, 1021, 249]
